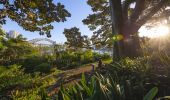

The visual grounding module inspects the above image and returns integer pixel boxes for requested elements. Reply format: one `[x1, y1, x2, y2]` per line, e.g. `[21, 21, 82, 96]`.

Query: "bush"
[101, 53, 111, 59]
[0, 65, 33, 95]
[35, 63, 51, 73]
[55, 50, 111, 69]
[0, 65, 57, 99]
[22, 56, 48, 73]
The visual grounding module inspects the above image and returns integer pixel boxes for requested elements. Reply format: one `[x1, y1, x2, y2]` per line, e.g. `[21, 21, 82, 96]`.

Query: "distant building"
[7, 30, 20, 38]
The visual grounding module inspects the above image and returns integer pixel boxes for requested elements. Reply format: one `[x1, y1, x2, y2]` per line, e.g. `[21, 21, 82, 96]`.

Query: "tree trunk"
[109, 0, 141, 59]
[119, 26, 141, 58]
[120, 35, 141, 58]
[109, 0, 123, 60]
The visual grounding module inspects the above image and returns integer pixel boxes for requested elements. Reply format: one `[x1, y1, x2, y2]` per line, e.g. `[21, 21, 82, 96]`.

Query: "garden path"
[47, 63, 98, 96]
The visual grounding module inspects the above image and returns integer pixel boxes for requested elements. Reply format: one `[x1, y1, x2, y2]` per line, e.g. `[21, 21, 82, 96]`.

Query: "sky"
[2, 0, 93, 44]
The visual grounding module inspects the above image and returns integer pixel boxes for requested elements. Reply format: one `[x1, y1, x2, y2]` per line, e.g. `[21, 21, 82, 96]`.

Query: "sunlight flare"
[139, 25, 169, 38]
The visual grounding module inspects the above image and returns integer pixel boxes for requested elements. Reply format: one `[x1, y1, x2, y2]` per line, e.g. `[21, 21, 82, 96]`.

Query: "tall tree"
[63, 27, 91, 50]
[83, 0, 170, 58]
[0, 0, 71, 37]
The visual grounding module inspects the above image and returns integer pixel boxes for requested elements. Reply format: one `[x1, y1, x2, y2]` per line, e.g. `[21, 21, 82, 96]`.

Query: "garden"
[1, 0, 170, 100]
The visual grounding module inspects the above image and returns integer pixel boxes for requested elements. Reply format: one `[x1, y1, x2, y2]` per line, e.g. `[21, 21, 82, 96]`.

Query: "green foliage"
[0, 35, 36, 65]
[22, 56, 46, 72]
[143, 87, 158, 100]
[0, 0, 71, 37]
[55, 50, 111, 69]
[83, 0, 111, 46]
[0, 27, 5, 49]
[1, 55, 170, 99]
[57, 73, 159, 100]
[110, 57, 170, 99]
[35, 63, 51, 73]
[80, 50, 93, 64]
[56, 56, 170, 100]
[63, 27, 91, 49]
[0, 64, 57, 99]
[58, 72, 147, 100]
[22, 56, 52, 73]
[0, 65, 33, 94]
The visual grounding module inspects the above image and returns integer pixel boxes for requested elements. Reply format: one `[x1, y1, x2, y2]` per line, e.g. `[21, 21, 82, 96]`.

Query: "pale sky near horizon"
[2, 0, 93, 44]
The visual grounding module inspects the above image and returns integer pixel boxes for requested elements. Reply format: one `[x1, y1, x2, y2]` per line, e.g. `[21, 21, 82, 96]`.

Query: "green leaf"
[158, 96, 170, 100]
[143, 87, 158, 100]
[81, 73, 86, 84]
[75, 82, 84, 91]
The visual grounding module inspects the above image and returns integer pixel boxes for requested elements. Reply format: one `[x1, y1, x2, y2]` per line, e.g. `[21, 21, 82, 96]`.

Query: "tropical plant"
[57, 73, 122, 100]
[57, 73, 165, 100]
[108, 57, 170, 99]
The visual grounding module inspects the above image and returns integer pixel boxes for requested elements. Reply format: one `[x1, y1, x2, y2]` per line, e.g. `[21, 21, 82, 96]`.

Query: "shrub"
[22, 56, 48, 73]
[101, 53, 111, 59]
[0, 65, 33, 95]
[55, 50, 111, 69]
[0, 64, 57, 99]
[35, 63, 51, 73]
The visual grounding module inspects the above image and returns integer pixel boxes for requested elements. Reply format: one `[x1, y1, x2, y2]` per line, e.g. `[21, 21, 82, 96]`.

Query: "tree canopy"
[83, 0, 170, 57]
[0, 0, 71, 37]
[63, 27, 91, 49]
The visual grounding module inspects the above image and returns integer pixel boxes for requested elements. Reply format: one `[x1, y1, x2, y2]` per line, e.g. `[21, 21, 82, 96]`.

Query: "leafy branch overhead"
[0, 0, 71, 37]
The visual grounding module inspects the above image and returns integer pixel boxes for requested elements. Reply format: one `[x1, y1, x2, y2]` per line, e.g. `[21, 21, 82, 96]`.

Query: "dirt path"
[47, 63, 98, 96]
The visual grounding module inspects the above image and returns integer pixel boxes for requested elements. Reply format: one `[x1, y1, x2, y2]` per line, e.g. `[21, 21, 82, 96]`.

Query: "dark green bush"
[35, 63, 51, 73]
[22, 56, 48, 73]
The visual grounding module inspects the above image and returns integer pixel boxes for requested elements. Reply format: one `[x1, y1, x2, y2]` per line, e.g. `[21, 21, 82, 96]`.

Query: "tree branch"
[122, 0, 135, 21]
[130, 0, 145, 24]
[137, 0, 168, 26]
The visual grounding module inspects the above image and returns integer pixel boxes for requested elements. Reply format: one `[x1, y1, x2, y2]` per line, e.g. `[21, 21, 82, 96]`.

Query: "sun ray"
[139, 25, 169, 38]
